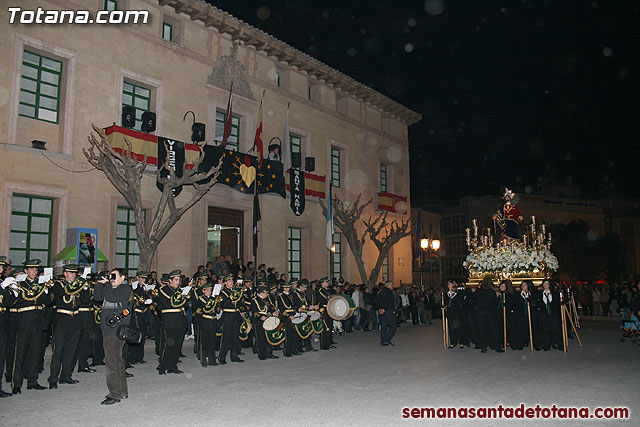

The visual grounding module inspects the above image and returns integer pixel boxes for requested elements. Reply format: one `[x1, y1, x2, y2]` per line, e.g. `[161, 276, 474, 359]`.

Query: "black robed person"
[316, 277, 334, 350]
[0, 258, 13, 397]
[509, 281, 536, 350]
[251, 286, 279, 360]
[535, 279, 563, 351]
[473, 279, 500, 353]
[195, 281, 220, 367]
[155, 270, 188, 375]
[278, 281, 300, 357]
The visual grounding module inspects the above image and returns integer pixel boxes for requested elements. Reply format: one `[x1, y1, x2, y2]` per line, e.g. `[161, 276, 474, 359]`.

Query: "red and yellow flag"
[254, 91, 264, 166]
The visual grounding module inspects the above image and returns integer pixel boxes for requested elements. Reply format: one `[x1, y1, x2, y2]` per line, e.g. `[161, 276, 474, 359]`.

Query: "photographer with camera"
[93, 268, 133, 405]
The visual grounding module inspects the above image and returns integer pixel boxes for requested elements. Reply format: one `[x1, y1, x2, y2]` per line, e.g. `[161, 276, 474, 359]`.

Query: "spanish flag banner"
[285, 170, 326, 199]
[105, 125, 158, 165]
[377, 192, 408, 214]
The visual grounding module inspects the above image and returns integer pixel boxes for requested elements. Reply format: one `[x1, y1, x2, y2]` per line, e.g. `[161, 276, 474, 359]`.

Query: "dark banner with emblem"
[197, 145, 286, 198]
[289, 168, 305, 216]
[157, 137, 185, 196]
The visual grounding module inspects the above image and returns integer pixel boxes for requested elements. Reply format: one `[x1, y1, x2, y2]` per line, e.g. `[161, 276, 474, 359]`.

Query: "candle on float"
[472, 219, 477, 227]
[531, 216, 536, 225]
[523, 235, 528, 246]
[541, 224, 546, 235]
[548, 233, 552, 245]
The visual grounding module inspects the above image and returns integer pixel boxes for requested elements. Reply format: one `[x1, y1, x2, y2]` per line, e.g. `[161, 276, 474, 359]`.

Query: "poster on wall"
[66, 227, 98, 272]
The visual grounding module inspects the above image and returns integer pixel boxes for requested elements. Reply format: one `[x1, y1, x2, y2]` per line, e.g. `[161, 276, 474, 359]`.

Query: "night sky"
[210, 0, 640, 203]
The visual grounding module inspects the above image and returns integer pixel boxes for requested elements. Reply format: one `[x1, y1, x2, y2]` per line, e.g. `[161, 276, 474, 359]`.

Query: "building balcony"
[378, 192, 408, 214]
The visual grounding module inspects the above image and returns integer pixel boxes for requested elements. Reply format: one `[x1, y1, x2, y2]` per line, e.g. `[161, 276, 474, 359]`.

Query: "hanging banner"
[289, 168, 305, 216]
[157, 137, 186, 196]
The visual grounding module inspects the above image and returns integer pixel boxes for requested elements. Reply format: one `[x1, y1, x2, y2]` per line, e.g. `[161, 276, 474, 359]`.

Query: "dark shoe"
[268, 355, 279, 359]
[138, 360, 146, 364]
[59, 378, 79, 385]
[158, 370, 166, 375]
[238, 351, 245, 356]
[0, 390, 11, 397]
[208, 358, 218, 366]
[330, 345, 337, 349]
[167, 369, 183, 374]
[101, 397, 120, 405]
[49, 382, 58, 389]
[230, 357, 244, 363]
[284, 353, 293, 357]
[125, 372, 134, 378]
[481, 349, 487, 353]
[125, 363, 133, 369]
[12, 388, 21, 394]
[121, 395, 128, 399]
[387, 342, 395, 347]
[78, 367, 96, 373]
[27, 383, 46, 390]
[179, 353, 187, 358]
[306, 347, 318, 352]
[496, 349, 504, 353]
[381, 342, 389, 346]
[258, 356, 267, 360]
[201, 361, 208, 368]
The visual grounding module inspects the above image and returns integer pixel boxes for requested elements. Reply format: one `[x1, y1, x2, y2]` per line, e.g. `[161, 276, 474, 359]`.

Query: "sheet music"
[38, 274, 51, 284]
[44, 268, 53, 277]
[15, 273, 27, 282]
[81, 267, 91, 279]
[181, 285, 192, 296]
[145, 284, 156, 291]
[131, 280, 139, 290]
[213, 283, 222, 296]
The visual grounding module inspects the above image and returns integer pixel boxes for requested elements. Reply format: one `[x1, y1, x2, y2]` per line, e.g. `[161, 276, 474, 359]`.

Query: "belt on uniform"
[223, 309, 239, 313]
[9, 308, 18, 313]
[78, 308, 92, 312]
[202, 314, 217, 320]
[0, 307, 6, 312]
[135, 308, 147, 313]
[57, 309, 78, 316]
[17, 306, 43, 313]
[161, 308, 184, 314]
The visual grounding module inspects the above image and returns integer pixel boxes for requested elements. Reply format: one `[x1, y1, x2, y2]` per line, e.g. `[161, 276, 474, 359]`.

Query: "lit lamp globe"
[431, 239, 441, 250]
[420, 238, 429, 250]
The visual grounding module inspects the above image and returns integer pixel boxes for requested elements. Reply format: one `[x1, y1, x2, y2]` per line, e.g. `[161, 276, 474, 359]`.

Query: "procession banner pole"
[563, 304, 583, 348]
[527, 300, 534, 353]
[560, 293, 568, 352]
[441, 292, 447, 349]
[570, 293, 580, 328]
[502, 293, 507, 351]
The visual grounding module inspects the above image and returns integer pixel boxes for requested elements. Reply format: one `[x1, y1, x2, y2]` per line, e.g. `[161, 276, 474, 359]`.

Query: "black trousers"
[320, 316, 332, 349]
[128, 314, 148, 363]
[74, 326, 92, 371]
[200, 322, 218, 364]
[157, 326, 185, 371]
[5, 313, 17, 382]
[0, 316, 7, 390]
[12, 330, 43, 389]
[255, 324, 272, 358]
[447, 313, 467, 345]
[219, 313, 241, 360]
[92, 323, 104, 364]
[48, 315, 80, 383]
[537, 312, 563, 350]
[283, 318, 299, 356]
[153, 315, 163, 356]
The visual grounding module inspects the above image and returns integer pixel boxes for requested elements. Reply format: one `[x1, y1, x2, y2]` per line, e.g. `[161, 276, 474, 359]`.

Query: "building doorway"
[208, 207, 243, 264]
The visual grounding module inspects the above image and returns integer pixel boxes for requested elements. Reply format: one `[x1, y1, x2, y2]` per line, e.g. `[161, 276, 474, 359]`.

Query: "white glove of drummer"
[144, 299, 153, 305]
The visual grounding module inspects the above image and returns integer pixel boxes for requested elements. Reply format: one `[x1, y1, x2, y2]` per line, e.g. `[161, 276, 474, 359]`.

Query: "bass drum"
[327, 294, 356, 320]
[263, 316, 280, 331]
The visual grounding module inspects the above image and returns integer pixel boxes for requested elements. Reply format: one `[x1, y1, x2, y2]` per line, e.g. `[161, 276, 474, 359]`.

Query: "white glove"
[144, 299, 153, 305]
[12, 289, 19, 298]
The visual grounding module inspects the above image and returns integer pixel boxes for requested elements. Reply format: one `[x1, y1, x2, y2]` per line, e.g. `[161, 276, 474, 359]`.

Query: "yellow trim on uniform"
[202, 314, 217, 320]
[78, 308, 92, 312]
[223, 309, 239, 313]
[56, 309, 78, 316]
[161, 308, 184, 314]
[17, 306, 43, 313]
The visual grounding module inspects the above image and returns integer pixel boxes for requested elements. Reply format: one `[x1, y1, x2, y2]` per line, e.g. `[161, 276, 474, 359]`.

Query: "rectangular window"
[162, 22, 173, 42]
[104, 0, 117, 11]
[288, 227, 301, 280]
[19, 50, 62, 124]
[215, 110, 240, 151]
[382, 254, 389, 282]
[331, 147, 341, 187]
[9, 194, 53, 267]
[290, 134, 301, 154]
[380, 164, 387, 192]
[275, 71, 281, 87]
[116, 206, 142, 278]
[122, 81, 151, 131]
[332, 232, 342, 279]
[308, 85, 312, 100]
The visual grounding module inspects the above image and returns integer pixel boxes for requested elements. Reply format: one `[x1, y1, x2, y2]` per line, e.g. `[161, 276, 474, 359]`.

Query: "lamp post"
[428, 239, 440, 289]
[420, 238, 429, 289]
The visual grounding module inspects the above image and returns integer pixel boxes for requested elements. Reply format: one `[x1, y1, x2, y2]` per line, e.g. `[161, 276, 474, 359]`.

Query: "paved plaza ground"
[0, 319, 637, 427]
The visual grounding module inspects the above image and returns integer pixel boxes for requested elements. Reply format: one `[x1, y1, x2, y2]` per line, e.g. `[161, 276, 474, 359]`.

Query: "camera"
[106, 314, 121, 328]
[98, 271, 109, 280]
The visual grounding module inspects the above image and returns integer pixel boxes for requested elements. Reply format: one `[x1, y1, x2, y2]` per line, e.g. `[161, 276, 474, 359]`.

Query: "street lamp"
[419, 238, 429, 288]
[427, 239, 440, 289]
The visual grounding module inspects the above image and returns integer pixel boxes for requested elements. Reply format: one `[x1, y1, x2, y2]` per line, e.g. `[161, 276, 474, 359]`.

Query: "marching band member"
[10, 259, 52, 393]
[218, 274, 244, 364]
[251, 286, 279, 360]
[191, 272, 208, 361]
[155, 270, 188, 375]
[196, 281, 220, 367]
[90, 274, 105, 367]
[73, 271, 95, 375]
[316, 277, 333, 350]
[0, 259, 12, 397]
[48, 264, 83, 389]
[153, 274, 169, 359]
[128, 271, 150, 365]
[295, 279, 318, 352]
[278, 281, 300, 357]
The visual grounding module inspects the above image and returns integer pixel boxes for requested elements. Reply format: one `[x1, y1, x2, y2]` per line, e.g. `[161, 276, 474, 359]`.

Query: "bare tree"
[320, 194, 411, 288]
[83, 124, 221, 271]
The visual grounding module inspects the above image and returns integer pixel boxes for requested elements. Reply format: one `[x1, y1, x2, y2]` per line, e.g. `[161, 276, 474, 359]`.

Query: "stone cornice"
[157, 0, 422, 126]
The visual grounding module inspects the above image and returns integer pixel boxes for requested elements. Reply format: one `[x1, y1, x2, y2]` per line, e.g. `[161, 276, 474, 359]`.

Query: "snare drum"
[263, 316, 280, 331]
[292, 313, 308, 324]
[308, 310, 321, 321]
